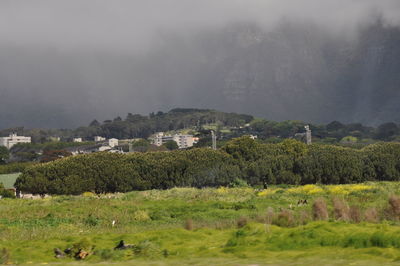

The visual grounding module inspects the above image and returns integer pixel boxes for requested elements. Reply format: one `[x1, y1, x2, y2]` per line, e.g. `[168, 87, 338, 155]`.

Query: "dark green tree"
[163, 140, 179, 151]
[0, 146, 9, 164]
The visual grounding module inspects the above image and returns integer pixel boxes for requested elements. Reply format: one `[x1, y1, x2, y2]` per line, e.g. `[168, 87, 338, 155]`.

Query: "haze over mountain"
[0, 0, 400, 128]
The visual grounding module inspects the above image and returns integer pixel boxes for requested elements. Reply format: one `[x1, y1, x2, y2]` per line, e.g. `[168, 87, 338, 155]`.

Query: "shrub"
[14, 141, 400, 194]
[133, 240, 161, 258]
[0, 189, 16, 199]
[133, 210, 150, 222]
[298, 210, 311, 225]
[84, 214, 101, 227]
[388, 195, 400, 220]
[332, 198, 350, 221]
[0, 248, 10, 264]
[95, 249, 117, 260]
[265, 207, 274, 224]
[82, 192, 96, 197]
[0, 183, 16, 198]
[312, 198, 329, 220]
[273, 210, 295, 227]
[185, 218, 194, 231]
[364, 207, 379, 223]
[349, 206, 362, 223]
[229, 178, 249, 188]
[237, 217, 248, 228]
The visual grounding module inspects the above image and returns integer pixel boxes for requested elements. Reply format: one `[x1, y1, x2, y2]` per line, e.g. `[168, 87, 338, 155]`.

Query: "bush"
[0, 162, 34, 174]
[298, 210, 311, 225]
[133, 240, 162, 258]
[237, 217, 248, 228]
[388, 195, 400, 220]
[185, 218, 194, 231]
[265, 207, 274, 224]
[133, 210, 150, 222]
[349, 206, 362, 223]
[0, 248, 10, 264]
[14, 141, 400, 194]
[84, 214, 101, 226]
[229, 178, 249, 188]
[273, 210, 295, 227]
[95, 249, 115, 260]
[312, 198, 329, 221]
[364, 208, 379, 223]
[0, 183, 16, 199]
[16, 149, 241, 194]
[332, 198, 349, 221]
[82, 192, 96, 197]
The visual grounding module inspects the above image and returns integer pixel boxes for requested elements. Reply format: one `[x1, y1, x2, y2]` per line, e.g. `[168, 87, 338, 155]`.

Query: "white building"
[98, 145, 112, 152]
[151, 132, 194, 149]
[0, 133, 31, 149]
[173, 134, 194, 149]
[94, 136, 106, 142]
[152, 132, 167, 146]
[73, 138, 82, 143]
[108, 138, 118, 148]
[249, 135, 258, 140]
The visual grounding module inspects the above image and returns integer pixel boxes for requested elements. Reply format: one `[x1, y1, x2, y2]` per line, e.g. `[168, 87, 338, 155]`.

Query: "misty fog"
[1, 0, 400, 128]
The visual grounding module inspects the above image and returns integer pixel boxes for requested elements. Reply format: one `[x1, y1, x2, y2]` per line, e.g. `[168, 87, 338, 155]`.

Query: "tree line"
[15, 137, 400, 195]
[2, 109, 400, 146]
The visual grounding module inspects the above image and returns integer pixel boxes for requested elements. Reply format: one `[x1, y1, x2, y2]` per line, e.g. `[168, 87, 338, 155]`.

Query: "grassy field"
[1, 182, 400, 265]
[0, 173, 20, 189]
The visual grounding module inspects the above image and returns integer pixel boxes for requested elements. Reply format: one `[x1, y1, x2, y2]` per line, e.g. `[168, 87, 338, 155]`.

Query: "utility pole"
[128, 141, 133, 153]
[211, 130, 217, 150]
[305, 125, 312, 145]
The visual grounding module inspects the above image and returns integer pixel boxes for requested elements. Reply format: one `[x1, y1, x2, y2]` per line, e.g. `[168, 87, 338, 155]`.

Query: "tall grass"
[1, 183, 400, 264]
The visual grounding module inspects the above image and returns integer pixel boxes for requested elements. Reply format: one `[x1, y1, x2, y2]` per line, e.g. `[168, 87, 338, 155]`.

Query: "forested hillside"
[2, 108, 400, 146]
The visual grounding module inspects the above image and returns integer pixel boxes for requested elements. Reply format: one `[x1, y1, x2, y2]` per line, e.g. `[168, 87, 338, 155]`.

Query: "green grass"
[2, 183, 400, 264]
[0, 173, 20, 189]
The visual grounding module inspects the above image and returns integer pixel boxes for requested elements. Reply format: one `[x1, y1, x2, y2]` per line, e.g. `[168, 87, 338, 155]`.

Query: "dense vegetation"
[0, 108, 253, 142]
[15, 137, 400, 195]
[2, 182, 400, 264]
[0, 162, 35, 175]
[2, 109, 400, 146]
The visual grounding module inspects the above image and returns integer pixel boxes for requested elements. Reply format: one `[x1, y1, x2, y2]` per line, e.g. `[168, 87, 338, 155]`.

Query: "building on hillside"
[151, 132, 194, 149]
[66, 144, 102, 155]
[108, 138, 118, 148]
[0, 133, 31, 149]
[73, 138, 82, 143]
[151, 132, 166, 146]
[249, 135, 258, 140]
[48, 136, 61, 142]
[94, 136, 106, 142]
[67, 138, 121, 155]
[98, 145, 112, 152]
[172, 134, 194, 149]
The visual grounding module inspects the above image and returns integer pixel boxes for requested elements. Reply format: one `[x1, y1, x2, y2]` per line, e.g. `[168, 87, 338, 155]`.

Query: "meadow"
[1, 182, 400, 265]
[0, 173, 19, 190]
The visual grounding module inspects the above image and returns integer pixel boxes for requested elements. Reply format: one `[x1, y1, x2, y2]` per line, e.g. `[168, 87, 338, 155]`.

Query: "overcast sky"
[1, 0, 399, 52]
[1, 0, 400, 128]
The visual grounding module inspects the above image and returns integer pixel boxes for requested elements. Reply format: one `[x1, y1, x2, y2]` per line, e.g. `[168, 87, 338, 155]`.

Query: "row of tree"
[244, 120, 400, 143]
[3, 108, 400, 146]
[15, 137, 400, 195]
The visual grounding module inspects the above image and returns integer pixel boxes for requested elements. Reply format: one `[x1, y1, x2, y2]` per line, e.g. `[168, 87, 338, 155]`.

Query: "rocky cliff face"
[1, 18, 399, 128]
[178, 19, 400, 125]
